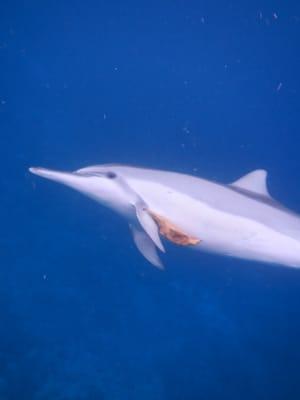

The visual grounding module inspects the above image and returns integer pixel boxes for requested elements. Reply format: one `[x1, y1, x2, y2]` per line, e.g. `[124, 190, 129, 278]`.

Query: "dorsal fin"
[230, 169, 270, 197]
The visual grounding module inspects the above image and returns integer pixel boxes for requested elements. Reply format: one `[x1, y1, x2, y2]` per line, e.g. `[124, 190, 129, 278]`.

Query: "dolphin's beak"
[29, 167, 84, 190]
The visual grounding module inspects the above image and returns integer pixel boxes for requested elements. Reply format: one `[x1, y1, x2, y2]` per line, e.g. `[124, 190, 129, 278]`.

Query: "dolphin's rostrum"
[29, 165, 300, 269]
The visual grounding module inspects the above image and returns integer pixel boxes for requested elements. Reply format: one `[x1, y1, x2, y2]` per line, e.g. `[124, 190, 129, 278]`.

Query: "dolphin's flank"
[29, 165, 300, 269]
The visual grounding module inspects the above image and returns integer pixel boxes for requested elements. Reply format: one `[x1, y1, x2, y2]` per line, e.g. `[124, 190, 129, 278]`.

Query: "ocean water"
[1, 1, 300, 399]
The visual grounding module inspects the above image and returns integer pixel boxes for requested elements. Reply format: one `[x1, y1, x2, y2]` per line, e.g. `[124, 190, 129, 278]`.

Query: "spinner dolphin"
[29, 165, 300, 269]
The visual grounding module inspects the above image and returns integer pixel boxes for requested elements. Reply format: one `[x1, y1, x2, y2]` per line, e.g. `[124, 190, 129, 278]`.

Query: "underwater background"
[1, 1, 300, 399]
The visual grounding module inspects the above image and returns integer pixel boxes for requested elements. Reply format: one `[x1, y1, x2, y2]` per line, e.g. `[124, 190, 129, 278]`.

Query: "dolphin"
[29, 165, 300, 269]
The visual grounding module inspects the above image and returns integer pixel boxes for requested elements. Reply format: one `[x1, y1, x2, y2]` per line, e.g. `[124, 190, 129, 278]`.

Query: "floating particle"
[276, 82, 282, 91]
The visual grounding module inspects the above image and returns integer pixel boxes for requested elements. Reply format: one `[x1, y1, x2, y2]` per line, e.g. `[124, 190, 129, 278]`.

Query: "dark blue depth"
[1, 1, 300, 399]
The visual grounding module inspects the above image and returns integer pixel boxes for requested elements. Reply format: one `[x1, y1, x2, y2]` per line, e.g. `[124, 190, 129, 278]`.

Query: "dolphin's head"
[29, 165, 133, 214]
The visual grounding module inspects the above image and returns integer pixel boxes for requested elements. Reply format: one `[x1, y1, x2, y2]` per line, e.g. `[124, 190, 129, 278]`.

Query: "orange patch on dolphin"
[149, 210, 200, 246]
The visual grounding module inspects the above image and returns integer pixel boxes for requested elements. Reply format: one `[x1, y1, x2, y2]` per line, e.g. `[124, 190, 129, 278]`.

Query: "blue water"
[2, 1, 300, 399]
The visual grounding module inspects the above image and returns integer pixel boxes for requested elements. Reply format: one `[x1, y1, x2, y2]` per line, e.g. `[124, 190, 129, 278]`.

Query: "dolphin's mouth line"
[74, 171, 105, 178]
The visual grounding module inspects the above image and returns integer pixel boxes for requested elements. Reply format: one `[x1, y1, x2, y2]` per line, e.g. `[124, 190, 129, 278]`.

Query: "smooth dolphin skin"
[29, 165, 300, 269]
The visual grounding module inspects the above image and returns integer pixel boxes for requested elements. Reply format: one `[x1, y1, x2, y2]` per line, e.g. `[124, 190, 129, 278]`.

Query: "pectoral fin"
[135, 203, 165, 253]
[130, 224, 164, 269]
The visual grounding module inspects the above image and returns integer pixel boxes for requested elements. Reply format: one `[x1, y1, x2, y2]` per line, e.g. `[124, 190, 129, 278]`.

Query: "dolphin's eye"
[106, 171, 117, 179]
